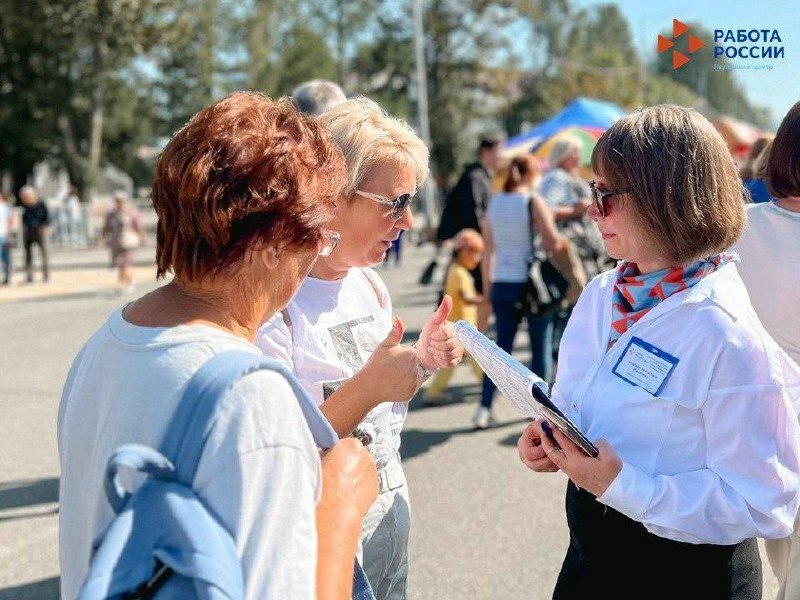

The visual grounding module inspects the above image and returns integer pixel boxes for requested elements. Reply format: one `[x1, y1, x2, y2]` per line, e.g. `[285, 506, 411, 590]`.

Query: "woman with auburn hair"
[735, 100, 800, 600]
[517, 105, 800, 599]
[258, 97, 464, 600]
[59, 92, 379, 600]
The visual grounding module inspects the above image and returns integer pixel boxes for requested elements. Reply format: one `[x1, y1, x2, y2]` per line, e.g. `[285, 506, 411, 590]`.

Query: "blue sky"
[574, 0, 800, 128]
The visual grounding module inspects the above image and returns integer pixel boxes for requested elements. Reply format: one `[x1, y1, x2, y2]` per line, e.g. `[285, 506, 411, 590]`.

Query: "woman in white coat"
[517, 104, 800, 599]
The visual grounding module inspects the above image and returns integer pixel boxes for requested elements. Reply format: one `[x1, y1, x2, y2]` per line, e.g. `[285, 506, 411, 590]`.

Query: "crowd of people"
[53, 76, 800, 600]
[0, 185, 146, 291]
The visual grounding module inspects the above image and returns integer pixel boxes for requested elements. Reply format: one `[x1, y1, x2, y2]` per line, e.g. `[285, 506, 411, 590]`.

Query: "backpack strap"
[161, 350, 337, 486]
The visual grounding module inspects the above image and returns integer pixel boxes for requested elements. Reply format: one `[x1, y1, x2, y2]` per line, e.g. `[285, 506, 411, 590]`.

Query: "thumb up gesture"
[358, 317, 419, 403]
[415, 295, 464, 371]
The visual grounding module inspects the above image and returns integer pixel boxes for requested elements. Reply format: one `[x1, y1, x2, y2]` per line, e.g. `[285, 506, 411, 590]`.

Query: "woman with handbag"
[516, 105, 800, 599]
[102, 191, 145, 294]
[475, 154, 564, 429]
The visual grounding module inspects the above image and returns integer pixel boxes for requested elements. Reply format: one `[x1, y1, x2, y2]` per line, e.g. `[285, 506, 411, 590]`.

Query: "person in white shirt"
[477, 155, 563, 429]
[257, 97, 464, 600]
[0, 192, 15, 285]
[516, 104, 800, 599]
[734, 100, 800, 600]
[59, 92, 380, 600]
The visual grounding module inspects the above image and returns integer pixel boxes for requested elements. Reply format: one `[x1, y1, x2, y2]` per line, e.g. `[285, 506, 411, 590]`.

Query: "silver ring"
[545, 447, 560, 456]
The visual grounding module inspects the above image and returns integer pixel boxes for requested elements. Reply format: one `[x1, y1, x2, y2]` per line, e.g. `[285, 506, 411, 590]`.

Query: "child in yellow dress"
[424, 229, 486, 401]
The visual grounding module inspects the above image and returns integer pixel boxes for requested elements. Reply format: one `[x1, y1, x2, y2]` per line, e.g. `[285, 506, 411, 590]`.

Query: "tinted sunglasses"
[355, 189, 414, 220]
[588, 180, 631, 217]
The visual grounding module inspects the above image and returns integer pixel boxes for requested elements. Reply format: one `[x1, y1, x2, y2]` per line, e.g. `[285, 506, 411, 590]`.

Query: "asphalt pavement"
[0, 237, 778, 599]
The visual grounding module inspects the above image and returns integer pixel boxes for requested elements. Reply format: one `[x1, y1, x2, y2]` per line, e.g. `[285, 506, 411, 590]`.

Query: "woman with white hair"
[257, 97, 463, 600]
[538, 137, 591, 220]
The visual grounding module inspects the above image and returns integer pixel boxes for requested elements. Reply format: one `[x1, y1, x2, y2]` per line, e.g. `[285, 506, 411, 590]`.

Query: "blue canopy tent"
[505, 97, 627, 154]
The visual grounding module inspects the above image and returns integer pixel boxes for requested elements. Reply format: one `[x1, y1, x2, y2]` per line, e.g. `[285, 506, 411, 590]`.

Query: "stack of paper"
[453, 320, 598, 457]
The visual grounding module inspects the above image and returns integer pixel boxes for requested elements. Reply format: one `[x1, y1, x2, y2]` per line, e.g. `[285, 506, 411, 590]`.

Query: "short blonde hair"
[591, 104, 746, 264]
[319, 97, 429, 199]
[549, 137, 582, 169]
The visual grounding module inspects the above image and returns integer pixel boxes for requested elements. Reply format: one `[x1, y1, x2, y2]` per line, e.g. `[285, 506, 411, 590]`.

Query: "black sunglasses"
[355, 189, 415, 220]
[588, 180, 631, 217]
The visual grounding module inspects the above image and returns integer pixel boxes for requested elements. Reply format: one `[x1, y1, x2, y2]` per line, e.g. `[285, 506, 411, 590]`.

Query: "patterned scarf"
[608, 252, 737, 349]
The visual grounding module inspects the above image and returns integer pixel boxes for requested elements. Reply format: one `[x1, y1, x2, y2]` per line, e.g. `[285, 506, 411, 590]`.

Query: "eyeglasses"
[319, 230, 340, 257]
[588, 180, 631, 217]
[355, 189, 415, 220]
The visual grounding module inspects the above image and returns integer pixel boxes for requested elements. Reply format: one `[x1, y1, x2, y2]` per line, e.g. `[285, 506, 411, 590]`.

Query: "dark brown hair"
[766, 100, 800, 199]
[740, 134, 773, 181]
[152, 92, 346, 280]
[591, 105, 746, 264]
[503, 155, 539, 192]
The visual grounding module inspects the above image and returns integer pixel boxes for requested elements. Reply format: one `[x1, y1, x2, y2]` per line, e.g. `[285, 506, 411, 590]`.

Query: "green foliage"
[506, 2, 641, 137]
[0, 0, 774, 193]
[352, 15, 414, 119]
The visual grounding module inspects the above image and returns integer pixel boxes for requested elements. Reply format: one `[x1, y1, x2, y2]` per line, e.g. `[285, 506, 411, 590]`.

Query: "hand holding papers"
[453, 320, 598, 457]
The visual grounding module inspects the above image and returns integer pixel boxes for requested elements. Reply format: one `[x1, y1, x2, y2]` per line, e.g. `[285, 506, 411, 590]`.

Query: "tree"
[506, 2, 641, 136]
[423, 1, 517, 183]
[0, 0, 169, 196]
[296, 0, 380, 90]
[0, 0, 77, 193]
[352, 15, 414, 119]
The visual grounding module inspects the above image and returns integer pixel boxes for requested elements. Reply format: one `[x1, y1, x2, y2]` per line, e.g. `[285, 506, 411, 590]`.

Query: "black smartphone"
[531, 384, 599, 458]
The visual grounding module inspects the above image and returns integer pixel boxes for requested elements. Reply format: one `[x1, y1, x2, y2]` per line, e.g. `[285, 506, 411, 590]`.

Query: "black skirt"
[555, 482, 762, 600]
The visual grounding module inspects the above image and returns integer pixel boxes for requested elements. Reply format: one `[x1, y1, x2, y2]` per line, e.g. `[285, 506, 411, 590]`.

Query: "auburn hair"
[152, 92, 346, 280]
[504, 155, 539, 192]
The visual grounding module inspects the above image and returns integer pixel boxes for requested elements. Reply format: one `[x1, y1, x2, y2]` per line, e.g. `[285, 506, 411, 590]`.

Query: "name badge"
[612, 336, 678, 396]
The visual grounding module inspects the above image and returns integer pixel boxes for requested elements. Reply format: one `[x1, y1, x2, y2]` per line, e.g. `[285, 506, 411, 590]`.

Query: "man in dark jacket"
[434, 134, 503, 330]
[20, 185, 51, 283]
[436, 134, 503, 242]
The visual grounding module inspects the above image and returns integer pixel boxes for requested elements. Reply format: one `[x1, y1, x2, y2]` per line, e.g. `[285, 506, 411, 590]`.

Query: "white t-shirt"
[0, 202, 10, 238]
[58, 309, 321, 600]
[486, 191, 532, 283]
[537, 168, 589, 207]
[257, 268, 406, 470]
[733, 201, 800, 365]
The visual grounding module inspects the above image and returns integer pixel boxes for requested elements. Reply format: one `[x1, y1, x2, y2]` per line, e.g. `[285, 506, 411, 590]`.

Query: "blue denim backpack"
[77, 350, 375, 600]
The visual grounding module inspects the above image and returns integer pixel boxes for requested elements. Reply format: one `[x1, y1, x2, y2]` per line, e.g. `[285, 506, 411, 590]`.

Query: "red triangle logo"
[673, 19, 689, 38]
[657, 34, 674, 53]
[673, 50, 690, 69]
[688, 34, 705, 53]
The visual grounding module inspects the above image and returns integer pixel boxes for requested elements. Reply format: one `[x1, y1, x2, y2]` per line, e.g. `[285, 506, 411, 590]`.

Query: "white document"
[453, 320, 548, 418]
[454, 320, 598, 456]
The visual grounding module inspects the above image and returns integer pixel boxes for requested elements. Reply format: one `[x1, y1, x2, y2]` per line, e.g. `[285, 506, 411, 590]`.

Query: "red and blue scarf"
[608, 252, 737, 348]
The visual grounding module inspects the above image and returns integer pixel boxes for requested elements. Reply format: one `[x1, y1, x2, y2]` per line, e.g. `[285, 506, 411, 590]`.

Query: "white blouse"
[553, 261, 800, 545]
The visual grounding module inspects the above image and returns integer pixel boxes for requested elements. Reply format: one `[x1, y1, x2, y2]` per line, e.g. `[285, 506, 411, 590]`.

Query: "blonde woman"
[257, 97, 463, 599]
[517, 105, 800, 599]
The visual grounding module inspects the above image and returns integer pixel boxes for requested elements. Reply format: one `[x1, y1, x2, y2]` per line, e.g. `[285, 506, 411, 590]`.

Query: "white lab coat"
[553, 261, 800, 545]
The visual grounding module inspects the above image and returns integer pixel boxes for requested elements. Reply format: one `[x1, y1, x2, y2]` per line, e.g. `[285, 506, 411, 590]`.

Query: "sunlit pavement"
[0, 239, 778, 599]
